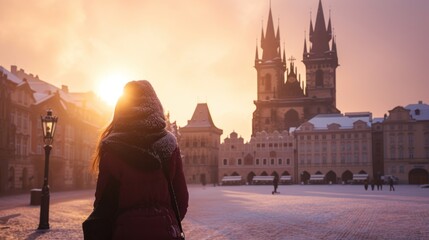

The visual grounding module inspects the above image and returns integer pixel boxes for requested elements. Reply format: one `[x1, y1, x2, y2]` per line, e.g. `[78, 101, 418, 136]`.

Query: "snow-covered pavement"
[0, 184, 428, 239]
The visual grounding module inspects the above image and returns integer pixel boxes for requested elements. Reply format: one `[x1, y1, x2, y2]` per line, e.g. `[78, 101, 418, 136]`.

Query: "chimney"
[418, 100, 422, 104]
[11, 65, 17, 73]
[61, 85, 69, 93]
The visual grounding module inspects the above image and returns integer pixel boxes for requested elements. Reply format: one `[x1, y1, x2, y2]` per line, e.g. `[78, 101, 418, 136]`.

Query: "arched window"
[316, 69, 323, 87]
[265, 74, 271, 91]
[284, 109, 300, 130]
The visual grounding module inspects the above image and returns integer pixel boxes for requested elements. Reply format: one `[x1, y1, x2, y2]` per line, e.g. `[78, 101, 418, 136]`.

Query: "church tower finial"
[261, 5, 279, 60]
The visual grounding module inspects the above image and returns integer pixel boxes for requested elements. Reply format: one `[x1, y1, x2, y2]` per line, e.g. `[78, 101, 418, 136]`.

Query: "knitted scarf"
[101, 80, 177, 171]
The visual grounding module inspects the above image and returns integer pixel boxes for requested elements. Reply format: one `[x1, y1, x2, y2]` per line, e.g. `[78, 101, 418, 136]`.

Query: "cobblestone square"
[0, 184, 428, 239]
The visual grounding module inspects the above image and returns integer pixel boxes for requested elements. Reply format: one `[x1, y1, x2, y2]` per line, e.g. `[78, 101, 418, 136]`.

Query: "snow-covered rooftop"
[0, 66, 22, 84]
[405, 101, 429, 121]
[296, 112, 372, 130]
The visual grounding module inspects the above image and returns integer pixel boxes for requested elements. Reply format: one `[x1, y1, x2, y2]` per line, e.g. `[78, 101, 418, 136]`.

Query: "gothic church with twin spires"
[252, 0, 339, 135]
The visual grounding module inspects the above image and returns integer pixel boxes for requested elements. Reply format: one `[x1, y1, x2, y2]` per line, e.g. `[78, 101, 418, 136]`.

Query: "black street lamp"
[38, 109, 58, 230]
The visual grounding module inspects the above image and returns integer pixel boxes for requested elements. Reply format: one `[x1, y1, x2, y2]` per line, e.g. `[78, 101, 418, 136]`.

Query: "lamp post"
[38, 109, 58, 230]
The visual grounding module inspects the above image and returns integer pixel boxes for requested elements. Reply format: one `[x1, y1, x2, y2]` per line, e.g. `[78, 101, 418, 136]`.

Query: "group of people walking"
[364, 177, 395, 191]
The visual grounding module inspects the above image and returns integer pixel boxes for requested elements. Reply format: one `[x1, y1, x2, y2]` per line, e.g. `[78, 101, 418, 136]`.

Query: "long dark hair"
[91, 121, 113, 173]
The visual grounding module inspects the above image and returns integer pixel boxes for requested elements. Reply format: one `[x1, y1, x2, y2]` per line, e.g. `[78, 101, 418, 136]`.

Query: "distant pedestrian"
[272, 175, 279, 194]
[370, 179, 375, 191]
[201, 175, 207, 188]
[364, 179, 368, 191]
[389, 177, 395, 191]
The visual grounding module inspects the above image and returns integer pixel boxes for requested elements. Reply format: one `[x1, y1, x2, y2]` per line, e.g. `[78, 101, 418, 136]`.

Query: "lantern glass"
[41, 109, 58, 145]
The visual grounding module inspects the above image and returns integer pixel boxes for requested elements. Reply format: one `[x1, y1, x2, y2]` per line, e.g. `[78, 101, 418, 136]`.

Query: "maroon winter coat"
[94, 143, 189, 239]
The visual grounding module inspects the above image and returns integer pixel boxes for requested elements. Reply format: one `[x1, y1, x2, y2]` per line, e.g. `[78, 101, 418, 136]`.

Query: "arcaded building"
[294, 113, 373, 184]
[219, 130, 295, 184]
[179, 103, 223, 184]
[382, 102, 429, 184]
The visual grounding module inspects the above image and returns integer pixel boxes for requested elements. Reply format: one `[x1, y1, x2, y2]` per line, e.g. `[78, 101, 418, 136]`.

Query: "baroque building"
[294, 113, 373, 184]
[253, 0, 339, 135]
[219, 130, 295, 184]
[0, 65, 109, 194]
[179, 103, 222, 184]
[382, 102, 429, 184]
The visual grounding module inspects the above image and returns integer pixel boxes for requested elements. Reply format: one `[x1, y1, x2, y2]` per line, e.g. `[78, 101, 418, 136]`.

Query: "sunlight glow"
[95, 71, 131, 106]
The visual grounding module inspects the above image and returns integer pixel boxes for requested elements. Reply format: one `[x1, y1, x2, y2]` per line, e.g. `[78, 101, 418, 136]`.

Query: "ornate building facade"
[179, 103, 223, 184]
[219, 130, 295, 184]
[294, 113, 373, 184]
[252, 1, 339, 135]
[382, 102, 429, 184]
[0, 65, 110, 194]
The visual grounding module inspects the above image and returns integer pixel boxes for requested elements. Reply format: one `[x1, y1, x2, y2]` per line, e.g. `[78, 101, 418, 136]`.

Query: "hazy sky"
[0, 0, 428, 141]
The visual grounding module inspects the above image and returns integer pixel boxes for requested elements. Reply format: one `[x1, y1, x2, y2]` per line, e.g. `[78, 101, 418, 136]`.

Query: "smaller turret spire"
[303, 35, 308, 54]
[309, 12, 314, 41]
[327, 10, 332, 40]
[283, 43, 286, 64]
[255, 42, 259, 60]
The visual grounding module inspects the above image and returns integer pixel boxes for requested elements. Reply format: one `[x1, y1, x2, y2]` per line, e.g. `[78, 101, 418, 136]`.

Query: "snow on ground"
[0, 184, 428, 239]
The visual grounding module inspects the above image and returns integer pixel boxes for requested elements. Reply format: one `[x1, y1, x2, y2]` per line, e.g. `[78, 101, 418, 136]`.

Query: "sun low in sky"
[95, 71, 132, 106]
[0, 0, 428, 140]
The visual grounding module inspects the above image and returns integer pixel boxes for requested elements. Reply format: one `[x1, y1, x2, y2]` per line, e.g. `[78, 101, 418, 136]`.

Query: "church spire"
[310, 0, 330, 55]
[327, 10, 332, 40]
[255, 43, 259, 61]
[303, 36, 308, 55]
[261, 6, 279, 61]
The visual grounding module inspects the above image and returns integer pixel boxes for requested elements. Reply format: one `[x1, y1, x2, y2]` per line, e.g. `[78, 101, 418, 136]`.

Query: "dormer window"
[415, 109, 420, 115]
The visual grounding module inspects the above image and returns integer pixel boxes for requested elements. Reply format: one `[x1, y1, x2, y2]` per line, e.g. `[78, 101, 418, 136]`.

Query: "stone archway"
[326, 171, 337, 184]
[247, 172, 256, 185]
[342, 170, 353, 184]
[301, 171, 310, 184]
[8, 167, 15, 190]
[409, 168, 429, 184]
[22, 168, 28, 190]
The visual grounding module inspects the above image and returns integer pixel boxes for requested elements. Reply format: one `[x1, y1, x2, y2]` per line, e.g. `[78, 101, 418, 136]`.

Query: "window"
[256, 159, 260, 165]
[265, 74, 271, 91]
[278, 159, 283, 165]
[332, 154, 337, 164]
[263, 159, 267, 165]
[286, 158, 290, 165]
[223, 159, 228, 165]
[270, 159, 274, 165]
[408, 133, 414, 146]
[238, 159, 242, 165]
[316, 69, 324, 87]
